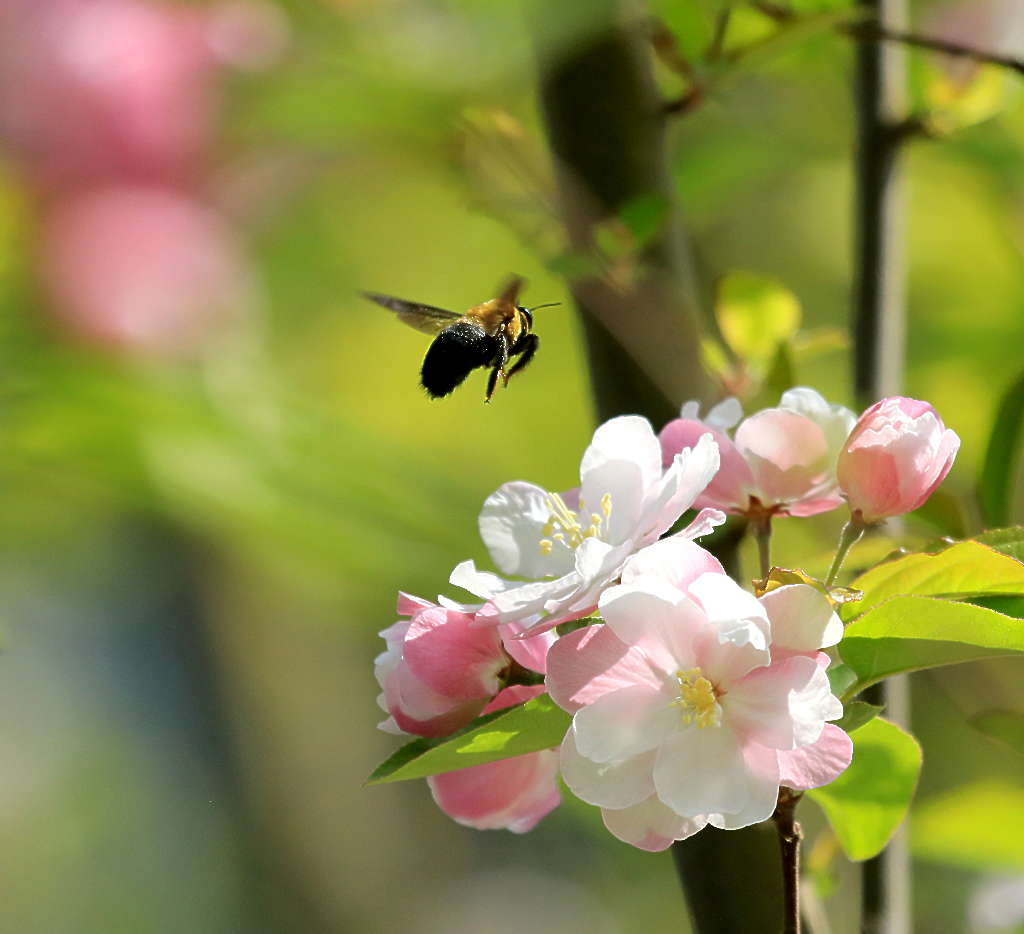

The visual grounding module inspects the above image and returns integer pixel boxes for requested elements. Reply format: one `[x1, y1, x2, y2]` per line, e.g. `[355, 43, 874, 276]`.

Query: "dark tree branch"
[847, 21, 1024, 75]
[852, 2, 912, 933]
[773, 789, 804, 934]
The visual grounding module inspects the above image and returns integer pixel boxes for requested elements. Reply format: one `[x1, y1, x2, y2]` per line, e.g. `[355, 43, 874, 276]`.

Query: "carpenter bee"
[362, 276, 554, 402]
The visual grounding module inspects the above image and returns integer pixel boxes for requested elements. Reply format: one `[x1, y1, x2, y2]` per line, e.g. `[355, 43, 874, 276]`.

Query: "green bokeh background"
[1, 1, 1023, 932]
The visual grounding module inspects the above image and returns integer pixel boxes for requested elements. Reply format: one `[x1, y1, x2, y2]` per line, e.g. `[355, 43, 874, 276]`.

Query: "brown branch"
[773, 789, 804, 934]
[847, 21, 1024, 76]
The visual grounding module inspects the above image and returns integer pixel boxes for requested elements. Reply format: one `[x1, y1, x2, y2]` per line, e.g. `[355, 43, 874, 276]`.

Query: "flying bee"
[362, 276, 555, 402]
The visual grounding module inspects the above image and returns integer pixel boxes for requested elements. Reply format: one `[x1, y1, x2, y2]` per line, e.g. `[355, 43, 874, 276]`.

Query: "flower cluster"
[373, 390, 959, 847]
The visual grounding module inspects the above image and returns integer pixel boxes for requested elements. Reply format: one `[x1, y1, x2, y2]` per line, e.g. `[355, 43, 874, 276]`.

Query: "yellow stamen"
[672, 668, 721, 729]
[537, 491, 615, 554]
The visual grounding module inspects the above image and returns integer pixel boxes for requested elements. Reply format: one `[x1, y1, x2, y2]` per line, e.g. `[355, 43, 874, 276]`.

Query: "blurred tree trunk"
[536, 0, 709, 424]
[535, 4, 784, 931]
[852, 0, 911, 932]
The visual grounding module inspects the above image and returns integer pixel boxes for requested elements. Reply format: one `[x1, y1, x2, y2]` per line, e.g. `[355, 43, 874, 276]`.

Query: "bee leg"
[485, 334, 510, 402]
[505, 333, 538, 382]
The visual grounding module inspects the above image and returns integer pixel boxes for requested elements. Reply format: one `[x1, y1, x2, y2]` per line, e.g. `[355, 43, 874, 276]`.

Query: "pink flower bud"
[427, 686, 561, 832]
[375, 594, 552, 738]
[837, 396, 960, 524]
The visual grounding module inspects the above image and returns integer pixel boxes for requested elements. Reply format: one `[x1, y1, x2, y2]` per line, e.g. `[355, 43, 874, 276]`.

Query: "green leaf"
[976, 526, 1024, 564]
[841, 540, 1024, 623]
[826, 662, 857, 698]
[835, 700, 884, 734]
[367, 694, 571, 785]
[970, 710, 1024, 757]
[980, 370, 1024, 527]
[807, 718, 922, 861]
[840, 596, 1024, 697]
[715, 271, 801, 368]
[913, 780, 1024, 870]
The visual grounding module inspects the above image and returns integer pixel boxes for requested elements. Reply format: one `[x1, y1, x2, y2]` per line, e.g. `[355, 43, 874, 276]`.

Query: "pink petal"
[659, 419, 753, 513]
[734, 409, 829, 506]
[397, 592, 434, 616]
[601, 796, 708, 852]
[546, 625, 664, 713]
[777, 723, 853, 790]
[427, 748, 561, 832]
[403, 606, 505, 701]
[499, 622, 555, 674]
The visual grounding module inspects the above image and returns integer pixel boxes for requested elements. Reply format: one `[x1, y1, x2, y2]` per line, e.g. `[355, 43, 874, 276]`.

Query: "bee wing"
[497, 275, 525, 307]
[361, 291, 460, 336]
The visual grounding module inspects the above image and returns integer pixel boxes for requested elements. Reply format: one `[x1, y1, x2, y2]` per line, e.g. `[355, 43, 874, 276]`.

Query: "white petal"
[580, 415, 662, 498]
[759, 584, 843, 652]
[559, 727, 656, 808]
[653, 725, 750, 818]
[572, 684, 679, 763]
[449, 560, 513, 599]
[707, 742, 781, 829]
[598, 581, 702, 671]
[706, 397, 743, 429]
[620, 537, 725, 591]
[479, 481, 574, 578]
[639, 433, 721, 541]
[687, 572, 770, 651]
[675, 507, 727, 541]
[602, 796, 708, 851]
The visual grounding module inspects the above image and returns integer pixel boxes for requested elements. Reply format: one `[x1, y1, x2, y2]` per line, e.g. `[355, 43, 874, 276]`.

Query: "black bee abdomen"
[420, 321, 498, 398]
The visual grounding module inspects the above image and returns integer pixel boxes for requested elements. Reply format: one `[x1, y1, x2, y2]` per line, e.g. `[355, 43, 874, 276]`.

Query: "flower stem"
[752, 512, 773, 580]
[825, 517, 865, 587]
[773, 789, 803, 934]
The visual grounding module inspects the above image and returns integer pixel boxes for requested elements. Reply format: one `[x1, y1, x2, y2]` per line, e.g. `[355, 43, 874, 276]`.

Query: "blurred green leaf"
[976, 527, 1024, 564]
[840, 596, 1024, 697]
[913, 780, 1024, 870]
[970, 710, 1024, 757]
[715, 271, 801, 369]
[980, 371, 1024, 527]
[618, 194, 669, 246]
[808, 718, 921, 861]
[835, 700, 884, 734]
[925, 65, 1018, 136]
[366, 693, 571, 784]
[841, 540, 1024, 622]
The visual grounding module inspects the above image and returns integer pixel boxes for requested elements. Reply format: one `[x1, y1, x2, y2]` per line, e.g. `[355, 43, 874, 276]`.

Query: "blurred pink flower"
[0, 0, 286, 191]
[375, 593, 553, 738]
[837, 396, 960, 524]
[546, 539, 849, 851]
[450, 415, 724, 634]
[426, 685, 561, 833]
[659, 389, 856, 519]
[40, 186, 255, 351]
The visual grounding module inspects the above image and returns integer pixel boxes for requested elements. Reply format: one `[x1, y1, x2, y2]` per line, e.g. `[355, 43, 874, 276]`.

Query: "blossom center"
[672, 668, 721, 729]
[538, 492, 612, 555]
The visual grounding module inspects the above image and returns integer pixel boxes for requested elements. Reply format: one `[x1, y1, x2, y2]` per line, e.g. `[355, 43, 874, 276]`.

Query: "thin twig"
[846, 21, 1024, 76]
